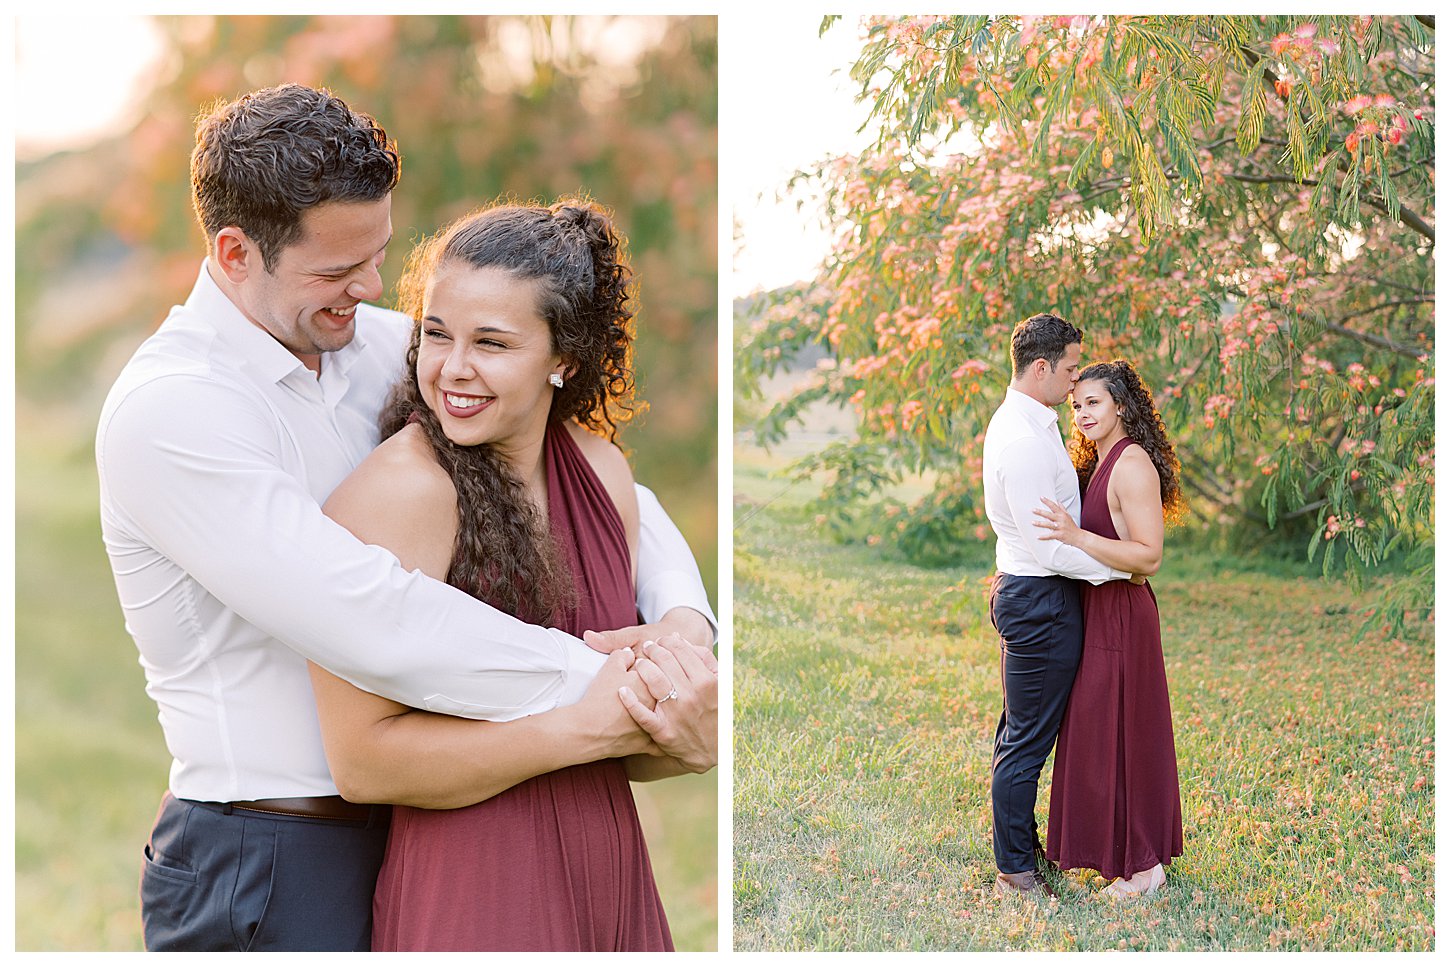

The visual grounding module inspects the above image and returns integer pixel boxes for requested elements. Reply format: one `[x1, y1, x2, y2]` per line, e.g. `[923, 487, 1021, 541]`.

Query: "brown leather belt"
[223, 796, 374, 822]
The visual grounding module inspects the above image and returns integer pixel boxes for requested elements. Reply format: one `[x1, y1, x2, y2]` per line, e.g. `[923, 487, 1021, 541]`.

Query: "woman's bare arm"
[308, 425, 656, 809]
[309, 649, 654, 807]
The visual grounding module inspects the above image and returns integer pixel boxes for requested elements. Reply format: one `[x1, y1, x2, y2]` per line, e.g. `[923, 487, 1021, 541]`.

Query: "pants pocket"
[140, 842, 200, 950]
[993, 584, 1065, 650]
[142, 840, 198, 883]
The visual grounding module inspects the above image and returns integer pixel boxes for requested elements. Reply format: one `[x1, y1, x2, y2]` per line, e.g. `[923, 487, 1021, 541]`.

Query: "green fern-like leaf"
[1237, 61, 1269, 154]
[1122, 20, 1197, 67]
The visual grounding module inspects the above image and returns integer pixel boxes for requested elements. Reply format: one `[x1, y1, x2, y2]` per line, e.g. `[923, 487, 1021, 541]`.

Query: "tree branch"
[1179, 469, 1233, 517]
[1246, 191, 1295, 254]
[1385, 165, 1433, 180]
[1282, 473, 1373, 523]
[1229, 172, 1435, 243]
[1322, 315, 1431, 361]
[1282, 496, 1331, 521]
[1361, 193, 1436, 243]
[1333, 273, 1431, 296]
[1335, 296, 1435, 328]
[1230, 173, 1318, 186]
[1179, 449, 1238, 502]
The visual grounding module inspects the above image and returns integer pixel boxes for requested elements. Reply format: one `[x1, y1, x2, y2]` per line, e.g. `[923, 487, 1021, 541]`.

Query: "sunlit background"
[728, 14, 871, 297]
[14, 14, 717, 951]
[727, 14, 986, 299]
[14, 17, 167, 159]
[14, 13, 864, 298]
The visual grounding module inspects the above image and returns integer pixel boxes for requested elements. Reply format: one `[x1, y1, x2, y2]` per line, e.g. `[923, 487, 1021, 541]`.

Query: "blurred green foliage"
[15, 14, 717, 950]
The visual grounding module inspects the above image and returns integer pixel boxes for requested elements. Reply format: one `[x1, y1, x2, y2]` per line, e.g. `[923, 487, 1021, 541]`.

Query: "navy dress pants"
[140, 793, 390, 951]
[989, 573, 1084, 874]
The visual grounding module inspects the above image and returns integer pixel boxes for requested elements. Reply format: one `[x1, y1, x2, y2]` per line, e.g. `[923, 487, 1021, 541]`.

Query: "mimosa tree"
[739, 14, 1433, 627]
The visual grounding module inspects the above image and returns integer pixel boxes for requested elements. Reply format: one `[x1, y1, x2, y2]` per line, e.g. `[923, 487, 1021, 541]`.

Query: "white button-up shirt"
[982, 387, 1127, 583]
[96, 262, 715, 801]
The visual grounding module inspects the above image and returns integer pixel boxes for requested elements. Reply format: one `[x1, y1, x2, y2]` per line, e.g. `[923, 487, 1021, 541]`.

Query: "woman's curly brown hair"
[1068, 359, 1186, 524]
[380, 197, 639, 623]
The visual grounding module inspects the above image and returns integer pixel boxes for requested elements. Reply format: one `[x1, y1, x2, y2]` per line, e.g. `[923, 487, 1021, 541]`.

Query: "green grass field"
[732, 450, 1433, 952]
[14, 428, 716, 951]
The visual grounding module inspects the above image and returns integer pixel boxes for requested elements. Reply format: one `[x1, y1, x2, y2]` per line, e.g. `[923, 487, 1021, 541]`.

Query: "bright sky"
[14, 16, 167, 159]
[723, 13, 874, 297]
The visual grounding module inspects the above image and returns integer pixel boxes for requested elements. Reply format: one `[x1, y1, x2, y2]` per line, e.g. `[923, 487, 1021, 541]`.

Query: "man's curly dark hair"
[1009, 312, 1083, 377]
[190, 84, 401, 271]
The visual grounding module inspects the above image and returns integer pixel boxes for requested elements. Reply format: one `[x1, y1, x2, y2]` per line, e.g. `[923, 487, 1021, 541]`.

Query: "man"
[981, 312, 1131, 897]
[96, 84, 717, 951]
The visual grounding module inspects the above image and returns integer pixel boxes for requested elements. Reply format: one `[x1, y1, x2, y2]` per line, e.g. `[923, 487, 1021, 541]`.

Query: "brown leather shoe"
[994, 869, 1057, 898]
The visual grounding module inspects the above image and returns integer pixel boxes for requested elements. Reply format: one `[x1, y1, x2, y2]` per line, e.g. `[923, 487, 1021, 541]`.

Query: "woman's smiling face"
[415, 261, 567, 452]
[1071, 378, 1119, 443]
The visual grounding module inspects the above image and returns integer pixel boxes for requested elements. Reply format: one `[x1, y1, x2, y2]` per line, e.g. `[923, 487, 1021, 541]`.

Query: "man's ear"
[213, 227, 255, 285]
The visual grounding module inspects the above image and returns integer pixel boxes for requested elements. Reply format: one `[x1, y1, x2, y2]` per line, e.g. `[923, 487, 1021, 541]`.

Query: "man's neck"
[1008, 380, 1055, 409]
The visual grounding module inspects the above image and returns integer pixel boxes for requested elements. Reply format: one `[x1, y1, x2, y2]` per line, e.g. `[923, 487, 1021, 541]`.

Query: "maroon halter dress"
[1045, 435, 1183, 880]
[371, 421, 672, 951]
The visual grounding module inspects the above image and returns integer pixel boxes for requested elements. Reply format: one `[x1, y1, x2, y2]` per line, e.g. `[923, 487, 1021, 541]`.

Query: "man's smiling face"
[234, 195, 393, 368]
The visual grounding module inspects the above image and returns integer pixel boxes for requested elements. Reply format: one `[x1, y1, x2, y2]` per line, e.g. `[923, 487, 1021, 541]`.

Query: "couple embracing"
[983, 312, 1185, 900]
[96, 84, 716, 951]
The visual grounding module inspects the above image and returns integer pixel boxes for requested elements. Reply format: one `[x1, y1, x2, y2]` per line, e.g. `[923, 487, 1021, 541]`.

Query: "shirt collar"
[1005, 385, 1062, 430]
[186, 260, 368, 385]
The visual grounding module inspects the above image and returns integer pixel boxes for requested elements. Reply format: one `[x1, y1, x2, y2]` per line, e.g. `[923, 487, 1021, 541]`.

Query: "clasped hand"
[581, 606, 716, 657]
[622, 634, 718, 773]
[571, 633, 718, 772]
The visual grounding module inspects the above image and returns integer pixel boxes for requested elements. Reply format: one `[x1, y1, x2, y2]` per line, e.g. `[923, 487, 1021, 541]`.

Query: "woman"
[308, 198, 706, 949]
[1033, 358, 1185, 898]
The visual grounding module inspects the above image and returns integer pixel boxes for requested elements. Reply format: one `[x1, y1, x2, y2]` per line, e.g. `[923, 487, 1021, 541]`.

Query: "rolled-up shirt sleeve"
[998, 438, 1126, 585]
[634, 484, 717, 643]
[99, 372, 604, 722]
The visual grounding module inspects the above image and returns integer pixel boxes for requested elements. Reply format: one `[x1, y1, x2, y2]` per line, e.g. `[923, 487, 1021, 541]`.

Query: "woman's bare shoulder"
[334, 423, 455, 510]
[1109, 443, 1161, 500]
[324, 424, 458, 577]
[1114, 442, 1155, 472]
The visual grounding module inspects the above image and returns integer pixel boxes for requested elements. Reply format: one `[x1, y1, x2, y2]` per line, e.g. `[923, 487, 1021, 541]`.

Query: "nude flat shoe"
[1103, 864, 1165, 900]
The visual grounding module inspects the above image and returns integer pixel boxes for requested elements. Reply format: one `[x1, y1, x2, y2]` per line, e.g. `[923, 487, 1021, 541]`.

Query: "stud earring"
[549, 373, 565, 388]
